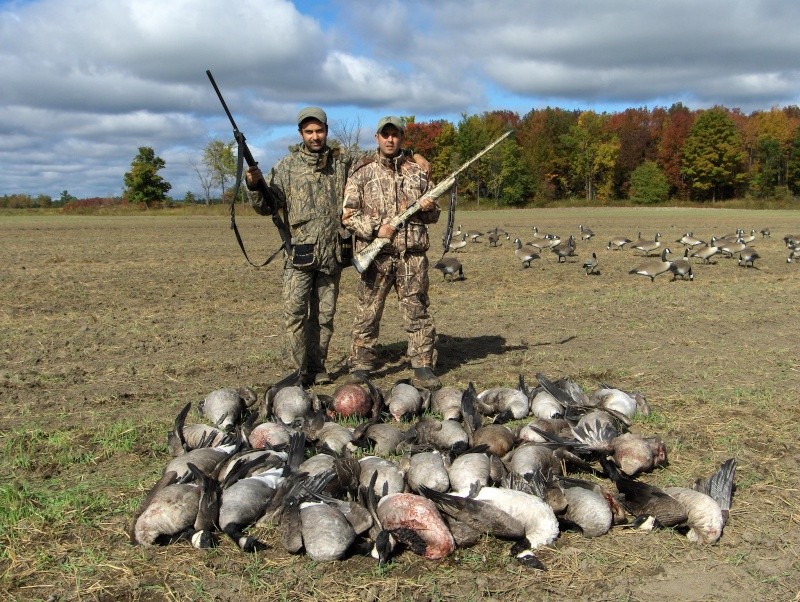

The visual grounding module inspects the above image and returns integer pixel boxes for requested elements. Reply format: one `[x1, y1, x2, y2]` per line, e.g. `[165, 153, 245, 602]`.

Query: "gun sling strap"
[230, 130, 286, 268]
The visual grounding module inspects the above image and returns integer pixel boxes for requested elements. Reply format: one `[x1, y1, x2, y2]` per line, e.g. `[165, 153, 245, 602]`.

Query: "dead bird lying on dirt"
[132, 372, 738, 567]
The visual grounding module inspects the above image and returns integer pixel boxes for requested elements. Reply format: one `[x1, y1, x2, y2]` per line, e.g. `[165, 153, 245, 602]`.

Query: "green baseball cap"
[297, 106, 327, 126]
[376, 116, 405, 134]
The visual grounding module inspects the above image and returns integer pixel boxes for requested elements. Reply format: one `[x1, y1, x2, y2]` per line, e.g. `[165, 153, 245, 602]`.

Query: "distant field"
[1, 207, 799, 601]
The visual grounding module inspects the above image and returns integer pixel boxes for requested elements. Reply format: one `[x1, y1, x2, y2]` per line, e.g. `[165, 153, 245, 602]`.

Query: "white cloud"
[1, 0, 799, 198]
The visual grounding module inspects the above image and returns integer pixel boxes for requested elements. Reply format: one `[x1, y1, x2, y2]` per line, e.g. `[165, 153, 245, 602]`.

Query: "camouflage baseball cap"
[297, 106, 327, 126]
[376, 116, 405, 134]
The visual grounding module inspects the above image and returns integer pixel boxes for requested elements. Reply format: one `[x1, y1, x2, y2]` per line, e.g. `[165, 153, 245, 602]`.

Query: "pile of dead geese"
[130, 371, 736, 569]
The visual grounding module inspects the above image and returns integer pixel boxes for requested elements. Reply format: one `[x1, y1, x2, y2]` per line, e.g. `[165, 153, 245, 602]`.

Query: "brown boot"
[413, 367, 441, 390]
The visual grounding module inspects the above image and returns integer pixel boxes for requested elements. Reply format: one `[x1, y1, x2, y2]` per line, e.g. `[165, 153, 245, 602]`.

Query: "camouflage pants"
[283, 265, 341, 376]
[349, 252, 436, 370]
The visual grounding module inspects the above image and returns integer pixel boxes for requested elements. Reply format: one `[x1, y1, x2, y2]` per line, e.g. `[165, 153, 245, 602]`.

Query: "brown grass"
[1, 207, 799, 601]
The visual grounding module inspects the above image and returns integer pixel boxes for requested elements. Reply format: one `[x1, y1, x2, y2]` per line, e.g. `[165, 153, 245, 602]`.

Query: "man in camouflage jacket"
[247, 107, 356, 387]
[342, 116, 442, 390]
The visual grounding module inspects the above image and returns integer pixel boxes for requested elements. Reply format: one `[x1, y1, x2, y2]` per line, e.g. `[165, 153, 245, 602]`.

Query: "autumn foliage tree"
[681, 107, 746, 201]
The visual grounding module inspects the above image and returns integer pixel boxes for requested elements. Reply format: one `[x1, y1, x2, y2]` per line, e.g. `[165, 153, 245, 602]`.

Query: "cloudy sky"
[2, 0, 799, 199]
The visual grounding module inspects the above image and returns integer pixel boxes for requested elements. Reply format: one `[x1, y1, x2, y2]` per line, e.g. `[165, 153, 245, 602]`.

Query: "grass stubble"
[1, 207, 799, 601]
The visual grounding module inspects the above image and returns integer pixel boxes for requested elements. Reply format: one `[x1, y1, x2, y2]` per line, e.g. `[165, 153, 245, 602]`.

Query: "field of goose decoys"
[2, 207, 800, 602]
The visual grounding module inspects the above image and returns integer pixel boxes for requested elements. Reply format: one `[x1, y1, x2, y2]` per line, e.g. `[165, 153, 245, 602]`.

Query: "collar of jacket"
[376, 150, 406, 172]
[290, 143, 341, 171]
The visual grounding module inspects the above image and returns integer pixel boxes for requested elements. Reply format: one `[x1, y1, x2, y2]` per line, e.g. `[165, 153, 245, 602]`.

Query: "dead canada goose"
[668, 248, 694, 281]
[513, 238, 540, 268]
[578, 225, 594, 240]
[632, 232, 662, 256]
[371, 491, 456, 562]
[549, 475, 623, 538]
[607, 236, 633, 250]
[402, 450, 451, 494]
[131, 465, 220, 549]
[476, 375, 531, 423]
[424, 483, 559, 569]
[199, 387, 256, 432]
[629, 247, 672, 282]
[433, 257, 464, 281]
[609, 457, 736, 545]
[387, 381, 428, 421]
[551, 235, 576, 262]
[583, 252, 599, 275]
[737, 247, 759, 268]
[431, 386, 463, 421]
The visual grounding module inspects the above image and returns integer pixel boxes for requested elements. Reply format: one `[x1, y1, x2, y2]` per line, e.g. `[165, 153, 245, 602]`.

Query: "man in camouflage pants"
[246, 107, 356, 387]
[342, 116, 442, 390]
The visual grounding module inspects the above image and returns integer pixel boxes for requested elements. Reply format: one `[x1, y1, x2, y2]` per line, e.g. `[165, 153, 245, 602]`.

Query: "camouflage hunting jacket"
[251, 143, 358, 274]
[342, 151, 440, 255]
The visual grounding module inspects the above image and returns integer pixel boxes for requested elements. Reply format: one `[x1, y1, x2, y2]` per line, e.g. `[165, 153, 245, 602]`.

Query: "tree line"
[4, 103, 800, 209]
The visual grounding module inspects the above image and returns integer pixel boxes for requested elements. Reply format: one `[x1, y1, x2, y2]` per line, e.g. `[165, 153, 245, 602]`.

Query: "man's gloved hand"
[245, 166, 264, 191]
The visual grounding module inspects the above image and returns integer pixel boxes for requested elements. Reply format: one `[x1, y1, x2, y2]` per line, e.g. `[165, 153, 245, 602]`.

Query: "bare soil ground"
[1, 207, 799, 602]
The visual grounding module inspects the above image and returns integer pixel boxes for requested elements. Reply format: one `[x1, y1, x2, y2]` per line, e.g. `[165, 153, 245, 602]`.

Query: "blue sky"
[2, 0, 800, 199]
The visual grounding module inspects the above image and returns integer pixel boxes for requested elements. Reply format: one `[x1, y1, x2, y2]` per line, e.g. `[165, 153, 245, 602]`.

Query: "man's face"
[299, 119, 328, 153]
[376, 125, 403, 158]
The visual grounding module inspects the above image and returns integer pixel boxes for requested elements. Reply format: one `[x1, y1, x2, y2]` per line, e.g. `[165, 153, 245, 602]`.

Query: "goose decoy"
[447, 233, 468, 252]
[487, 228, 508, 247]
[579, 225, 594, 240]
[607, 236, 632, 250]
[433, 257, 464, 282]
[676, 232, 705, 248]
[513, 238, 540, 268]
[787, 248, 800, 263]
[739, 229, 756, 244]
[551, 235, 576, 263]
[582, 252, 599, 275]
[531, 226, 551, 240]
[668, 248, 694, 281]
[632, 232, 662, 256]
[466, 230, 483, 243]
[629, 247, 672, 282]
[691, 241, 719, 264]
[718, 239, 746, 258]
[759, 228, 770, 238]
[737, 247, 759, 268]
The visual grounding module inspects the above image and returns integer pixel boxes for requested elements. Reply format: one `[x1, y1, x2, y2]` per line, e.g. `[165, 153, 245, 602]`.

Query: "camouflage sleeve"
[342, 168, 380, 240]
[249, 163, 286, 216]
[414, 168, 441, 225]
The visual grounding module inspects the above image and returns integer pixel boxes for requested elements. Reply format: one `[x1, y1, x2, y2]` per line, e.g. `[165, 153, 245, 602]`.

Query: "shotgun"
[206, 69, 292, 264]
[352, 130, 513, 273]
